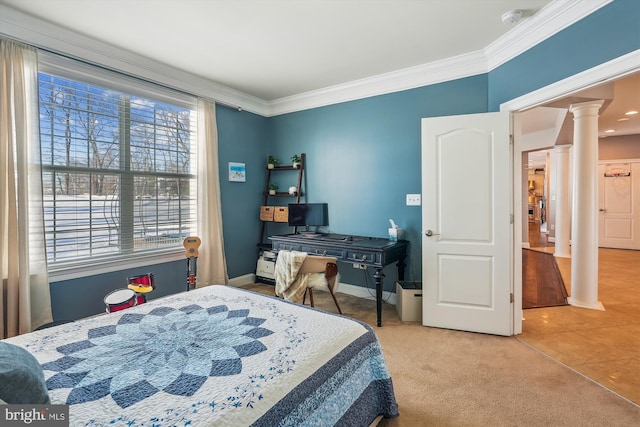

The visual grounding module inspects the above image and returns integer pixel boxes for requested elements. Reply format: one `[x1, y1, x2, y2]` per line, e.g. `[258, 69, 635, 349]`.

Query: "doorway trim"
[501, 50, 640, 112]
[500, 49, 640, 334]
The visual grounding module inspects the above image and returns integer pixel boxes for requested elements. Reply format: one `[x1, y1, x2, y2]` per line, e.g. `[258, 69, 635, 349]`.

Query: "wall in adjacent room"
[599, 134, 640, 160]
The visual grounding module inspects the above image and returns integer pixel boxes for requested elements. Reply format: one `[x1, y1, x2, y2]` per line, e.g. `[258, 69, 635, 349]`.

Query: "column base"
[568, 297, 605, 311]
[554, 252, 571, 259]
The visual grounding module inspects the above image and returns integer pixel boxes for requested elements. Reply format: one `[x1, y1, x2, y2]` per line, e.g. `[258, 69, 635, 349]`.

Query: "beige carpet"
[241, 283, 640, 426]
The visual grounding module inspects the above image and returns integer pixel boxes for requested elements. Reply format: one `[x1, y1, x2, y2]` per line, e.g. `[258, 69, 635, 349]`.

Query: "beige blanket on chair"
[274, 250, 309, 303]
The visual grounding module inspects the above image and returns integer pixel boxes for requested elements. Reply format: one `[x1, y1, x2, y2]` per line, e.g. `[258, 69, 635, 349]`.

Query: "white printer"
[256, 250, 276, 284]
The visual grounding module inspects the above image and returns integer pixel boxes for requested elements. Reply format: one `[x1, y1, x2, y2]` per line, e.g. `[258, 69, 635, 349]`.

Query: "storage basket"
[260, 206, 274, 221]
[274, 206, 289, 223]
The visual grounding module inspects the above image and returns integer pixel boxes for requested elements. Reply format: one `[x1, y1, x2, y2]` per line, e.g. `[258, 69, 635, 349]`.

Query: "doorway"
[599, 160, 640, 249]
[512, 68, 640, 406]
[526, 151, 549, 247]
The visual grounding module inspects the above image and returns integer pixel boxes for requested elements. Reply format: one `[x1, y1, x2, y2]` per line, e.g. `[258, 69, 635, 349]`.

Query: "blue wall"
[268, 76, 488, 288]
[50, 260, 186, 321]
[216, 106, 270, 278]
[48, 0, 640, 321]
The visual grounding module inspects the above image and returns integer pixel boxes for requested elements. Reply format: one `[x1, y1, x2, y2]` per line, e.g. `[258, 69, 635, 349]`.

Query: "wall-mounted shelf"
[258, 153, 305, 249]
[263, 191, 305, 197]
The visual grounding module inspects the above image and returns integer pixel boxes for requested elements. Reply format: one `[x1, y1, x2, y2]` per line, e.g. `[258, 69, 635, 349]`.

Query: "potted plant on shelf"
[291, 154, 301, 168]
[268, 184, 278, 195]
[267, 155, 279, 169]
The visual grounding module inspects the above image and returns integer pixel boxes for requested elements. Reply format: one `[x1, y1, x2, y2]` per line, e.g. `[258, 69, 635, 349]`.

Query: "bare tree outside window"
[38, 73, 197, 264]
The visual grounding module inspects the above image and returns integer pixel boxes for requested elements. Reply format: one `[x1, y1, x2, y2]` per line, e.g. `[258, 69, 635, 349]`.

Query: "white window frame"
[38, 52, 198, 282]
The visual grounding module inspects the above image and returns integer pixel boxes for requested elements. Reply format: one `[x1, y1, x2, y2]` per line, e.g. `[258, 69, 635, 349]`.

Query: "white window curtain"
[0, 38, 53, 338]
[196, 99, 228, 286]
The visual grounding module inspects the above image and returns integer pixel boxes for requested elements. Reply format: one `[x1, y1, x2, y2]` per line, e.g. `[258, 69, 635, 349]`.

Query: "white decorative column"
[568, 101, 604, 310]
[554, 145, 571, 258]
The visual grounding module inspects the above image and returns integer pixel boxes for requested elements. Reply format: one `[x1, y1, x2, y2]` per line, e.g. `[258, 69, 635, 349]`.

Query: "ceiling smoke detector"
[502, 9, 523, 25]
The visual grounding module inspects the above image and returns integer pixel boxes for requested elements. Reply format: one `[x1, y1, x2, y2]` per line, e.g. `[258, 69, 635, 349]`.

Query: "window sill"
[48, 250, 185, 282]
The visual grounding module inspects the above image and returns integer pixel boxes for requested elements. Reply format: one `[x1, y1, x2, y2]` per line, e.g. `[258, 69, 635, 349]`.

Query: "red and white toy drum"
[104, 288, 137, 313]
[127, 273, 155, 290]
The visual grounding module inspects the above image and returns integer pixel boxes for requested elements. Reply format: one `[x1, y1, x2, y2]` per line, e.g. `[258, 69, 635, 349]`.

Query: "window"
[37, 55, 197, 274]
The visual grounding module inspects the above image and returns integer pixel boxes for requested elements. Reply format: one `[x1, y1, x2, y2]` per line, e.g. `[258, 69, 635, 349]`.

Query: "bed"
[1, 285, 399, 426]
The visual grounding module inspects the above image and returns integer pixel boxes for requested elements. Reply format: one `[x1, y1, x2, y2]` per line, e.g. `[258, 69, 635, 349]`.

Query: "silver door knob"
[599, 208, 606, 212]
[425, 229, 440, 237]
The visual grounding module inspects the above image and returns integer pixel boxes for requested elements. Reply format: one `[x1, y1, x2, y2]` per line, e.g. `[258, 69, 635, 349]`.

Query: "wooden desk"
[269, 233, 408, 326]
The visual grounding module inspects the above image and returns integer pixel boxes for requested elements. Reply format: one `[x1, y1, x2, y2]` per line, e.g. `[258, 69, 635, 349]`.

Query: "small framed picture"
[229, 162, 246, 182]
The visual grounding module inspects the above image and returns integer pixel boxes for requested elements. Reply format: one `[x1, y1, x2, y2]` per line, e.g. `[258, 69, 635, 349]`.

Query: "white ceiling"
[1, 0, 638, 154]
[1, 0, 553, 101]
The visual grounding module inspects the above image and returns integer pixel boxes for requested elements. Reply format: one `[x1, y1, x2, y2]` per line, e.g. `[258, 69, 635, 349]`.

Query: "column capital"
[569, 100, 605, 117]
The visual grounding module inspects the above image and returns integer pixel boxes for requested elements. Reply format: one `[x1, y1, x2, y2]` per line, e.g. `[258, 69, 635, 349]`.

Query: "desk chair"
[299, 255, 342, 314]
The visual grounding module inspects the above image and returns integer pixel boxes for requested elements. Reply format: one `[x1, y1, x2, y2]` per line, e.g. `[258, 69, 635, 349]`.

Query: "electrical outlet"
[406, 194, 421, 206]
[352, 263, 367, 269]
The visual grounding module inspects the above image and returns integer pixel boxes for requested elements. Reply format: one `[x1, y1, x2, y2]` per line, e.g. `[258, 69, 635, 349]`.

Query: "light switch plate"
[406, 194, 421, 206]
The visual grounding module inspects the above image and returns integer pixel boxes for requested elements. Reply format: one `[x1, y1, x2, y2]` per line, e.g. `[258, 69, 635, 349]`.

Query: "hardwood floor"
[522, 248, 568, 308]
[527, 220, 553, 248]
[519, 222, 640, 406]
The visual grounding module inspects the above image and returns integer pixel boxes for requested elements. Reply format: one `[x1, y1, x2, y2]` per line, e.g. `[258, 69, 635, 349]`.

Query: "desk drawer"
[272, 241, 302, 252]
[301, 245, 345, 258]
[346, 250, 381, 265]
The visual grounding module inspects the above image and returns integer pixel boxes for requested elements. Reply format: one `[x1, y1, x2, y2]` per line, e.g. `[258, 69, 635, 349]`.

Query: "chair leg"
[308, 288, 314, 307]
[324, 262, 342, 314]
[329, 288, 343, 314]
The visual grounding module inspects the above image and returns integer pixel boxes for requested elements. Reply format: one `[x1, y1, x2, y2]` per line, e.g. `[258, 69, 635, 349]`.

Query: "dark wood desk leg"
[397, 258, 406, 281]
[374, 267, 385, 327]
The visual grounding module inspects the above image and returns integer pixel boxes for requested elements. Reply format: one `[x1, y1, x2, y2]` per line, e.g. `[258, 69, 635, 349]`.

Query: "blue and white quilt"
[5, 285, 398, 426]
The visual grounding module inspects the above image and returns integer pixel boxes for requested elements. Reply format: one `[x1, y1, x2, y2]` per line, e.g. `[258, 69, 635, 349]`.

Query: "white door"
[598, 162, 640, 249]
[421, 112, 513, 336]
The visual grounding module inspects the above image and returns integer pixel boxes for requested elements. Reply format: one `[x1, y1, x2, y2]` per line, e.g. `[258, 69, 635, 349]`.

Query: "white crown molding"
[485, 0, 613, 71]
[0, 1, 618, 117]
[0, 5, 270, 116]
[269, 0, 614, 116]
[268, 50, 488, 116]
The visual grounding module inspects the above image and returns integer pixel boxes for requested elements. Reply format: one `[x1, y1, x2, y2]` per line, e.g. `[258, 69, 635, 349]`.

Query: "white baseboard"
[229, 274, 397, 305]
[336, 281, 397, 305]
[228, 274, 257, 287]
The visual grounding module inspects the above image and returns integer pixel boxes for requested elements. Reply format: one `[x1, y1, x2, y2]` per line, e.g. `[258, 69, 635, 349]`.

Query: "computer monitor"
[288, 203, 328, 227]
